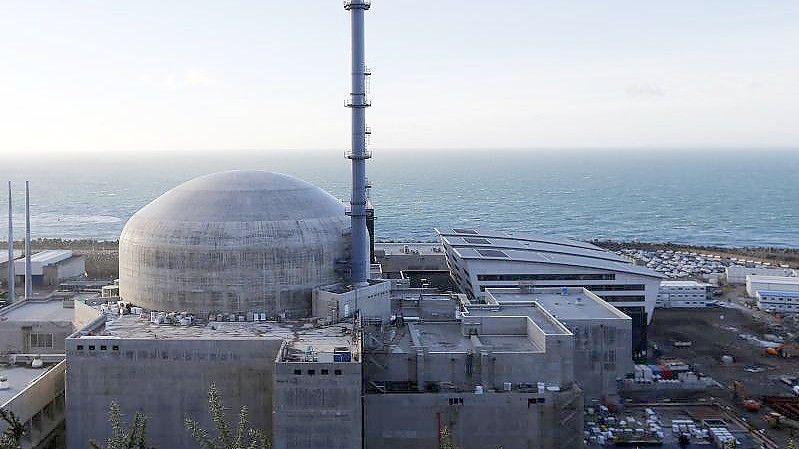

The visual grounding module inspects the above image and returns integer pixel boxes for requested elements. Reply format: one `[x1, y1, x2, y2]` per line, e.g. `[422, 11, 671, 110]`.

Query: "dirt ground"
[649, 302, 799, 447]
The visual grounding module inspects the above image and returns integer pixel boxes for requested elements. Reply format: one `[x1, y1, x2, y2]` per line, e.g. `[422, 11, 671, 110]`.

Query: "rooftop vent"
[453, 228, 479, 235]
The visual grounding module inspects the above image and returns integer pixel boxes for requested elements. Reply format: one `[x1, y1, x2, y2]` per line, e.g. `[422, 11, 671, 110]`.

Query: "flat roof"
[78, 315, 356, 358]
[410, 321, 542, 353]
[436, 227, 603, 252]
[0, 300, 74, 322]
[747, 275, 799, 285]
[439, 234, 628, 264]
[483, 287, 630, 321]
[375, 242, 445, 256]
[660, 280, 712, 287]
[0, 364, 57, 407]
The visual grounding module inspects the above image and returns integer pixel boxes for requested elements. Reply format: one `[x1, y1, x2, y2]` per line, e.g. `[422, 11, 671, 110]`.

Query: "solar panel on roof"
[476, 249, 509, 258]
[453, 228, 479, 235]
[463, 237, 491, 244]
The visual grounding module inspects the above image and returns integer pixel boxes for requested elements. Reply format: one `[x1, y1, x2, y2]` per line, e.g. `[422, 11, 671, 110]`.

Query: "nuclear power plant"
[0, 2, 669, 449]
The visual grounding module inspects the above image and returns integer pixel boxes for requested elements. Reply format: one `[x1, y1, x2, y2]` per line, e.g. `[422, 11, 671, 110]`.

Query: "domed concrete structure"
[118, 170, 350, 317]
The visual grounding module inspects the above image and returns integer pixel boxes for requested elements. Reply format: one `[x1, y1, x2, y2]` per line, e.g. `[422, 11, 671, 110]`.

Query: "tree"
[0, 408, 24, 449]
[184, 383, 271, 449]
[90, 401, 151, 449]
[787, 439, 796, 449]
[439, 426, 457, 449]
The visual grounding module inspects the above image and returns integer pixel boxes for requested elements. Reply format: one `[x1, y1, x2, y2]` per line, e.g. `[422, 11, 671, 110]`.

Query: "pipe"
[6, 181, 14, 302]
[25, 181, 32, 299]
[344, 0, 371, 287]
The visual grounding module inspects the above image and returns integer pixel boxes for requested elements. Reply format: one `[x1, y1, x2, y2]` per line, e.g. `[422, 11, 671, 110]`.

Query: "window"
[112, 345, 119, 351]
[76, 345, 84, 350]
[293, 369, 302, 375]
[321, 369, 329, 375]
[334, 369, 342, 375]
[100, 345, 107, 351]
[89, 345, 96, 351]
[477, 273, 616, 281]
[448, 397, 464, 406]
[30, 333, 54, 349]
[307, 370, 315, 376]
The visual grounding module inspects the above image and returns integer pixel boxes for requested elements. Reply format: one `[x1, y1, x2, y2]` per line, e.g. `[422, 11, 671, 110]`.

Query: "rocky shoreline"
[2, 238, 797, 280]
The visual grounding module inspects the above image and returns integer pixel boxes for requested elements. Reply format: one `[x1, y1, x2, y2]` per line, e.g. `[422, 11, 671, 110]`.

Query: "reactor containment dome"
[118, 170, 350, 317]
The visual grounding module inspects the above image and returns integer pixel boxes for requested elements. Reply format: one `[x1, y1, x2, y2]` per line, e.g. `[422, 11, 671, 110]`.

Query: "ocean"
[1, 149, 797, 247]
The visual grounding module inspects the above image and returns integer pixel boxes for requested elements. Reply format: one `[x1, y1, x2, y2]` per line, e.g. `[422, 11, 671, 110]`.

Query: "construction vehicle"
[733, 380, 762, 412]
[765, 412, 799, 430]
[764, 342, 799, 358]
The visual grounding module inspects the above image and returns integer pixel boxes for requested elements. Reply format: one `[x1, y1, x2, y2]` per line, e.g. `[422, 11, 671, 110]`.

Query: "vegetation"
[90, 402, 150, 449]
[0, 408, 24, 449]
[184, 383, 271, 449]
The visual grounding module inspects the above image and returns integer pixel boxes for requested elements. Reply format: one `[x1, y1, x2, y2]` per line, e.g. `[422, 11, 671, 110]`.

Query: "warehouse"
[746, 275, 799, 298]
[436, 227, 662, 358]
[725, 265, 796, 285]
[12, 250, 85, 288]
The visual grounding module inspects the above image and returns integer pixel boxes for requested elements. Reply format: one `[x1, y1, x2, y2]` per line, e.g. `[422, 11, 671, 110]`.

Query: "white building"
[746, 275, 799, 298]
[656, 280, 712, 308]
[725, 265, 796, 285]
[436, 227, 663, 358]
[756, 290, 799, 313]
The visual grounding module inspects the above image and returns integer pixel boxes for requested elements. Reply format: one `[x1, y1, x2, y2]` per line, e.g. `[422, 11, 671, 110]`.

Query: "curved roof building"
[119, 170, 350, 317]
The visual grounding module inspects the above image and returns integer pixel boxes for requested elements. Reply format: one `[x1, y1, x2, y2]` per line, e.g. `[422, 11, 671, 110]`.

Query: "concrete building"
[312, 279, 391, 323]
[756, 290, 799, 313]
[725, 265, 796, 285]
[362, 291, 583, 449]
[0, 299, 81, 355]
[0, 361, 66, 449]
[746, 275, 799, 298]
[436, 227, 662, 357]
[65, 313, 360, 449]
[373, 243, 448, 276]
[477, 286, 633, 402]
[656, 280, 712, 308]
[118, 170, 350, 318]
[12, 250, 85, 288]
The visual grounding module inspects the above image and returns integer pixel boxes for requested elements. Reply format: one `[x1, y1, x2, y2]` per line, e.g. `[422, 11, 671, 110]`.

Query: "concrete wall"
[0, 361, 66, 449]
[0, 314, 73, 355]
[561, 318, 632, 401]
[364, 387, 582, 449]
[312, 281, 391, 323]
[73, 301, 102, 330]
[43, 256, 85, 286]
[273, 359, 362, 449]
[65, 337, 283, 449]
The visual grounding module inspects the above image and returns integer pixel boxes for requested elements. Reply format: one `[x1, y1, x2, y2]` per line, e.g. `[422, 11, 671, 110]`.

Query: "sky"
[1, 0, 798, 155]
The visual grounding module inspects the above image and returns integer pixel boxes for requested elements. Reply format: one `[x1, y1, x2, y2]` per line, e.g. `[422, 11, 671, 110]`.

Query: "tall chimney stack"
[6, 181, 14, 302]
[344, 0, 371, 287]
[24, 181, 32, 299]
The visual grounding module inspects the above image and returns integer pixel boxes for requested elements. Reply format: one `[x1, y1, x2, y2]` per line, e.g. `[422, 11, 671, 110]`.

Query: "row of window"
[76, 344, 119, 351]
[477, 273, 616, 281]
[447, 397, 546, 406]
[479, 284, 645, 293]
[293, 369, 343, 376]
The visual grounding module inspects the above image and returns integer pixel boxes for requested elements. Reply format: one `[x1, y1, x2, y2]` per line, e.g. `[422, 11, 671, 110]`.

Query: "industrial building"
[118, 170, 350, 318]
[12, 250, 85, 288]
[0, 297, 99, 449]
[725, 265, 796, 285]
[436, 227, 662, 357]
[746, 275, 799, 298]
[656, 280, 712, 308]
[755, 290, 799, 313]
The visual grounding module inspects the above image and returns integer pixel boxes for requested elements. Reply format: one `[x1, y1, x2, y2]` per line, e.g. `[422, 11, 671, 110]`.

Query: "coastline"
[2, 238, 797, 280]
